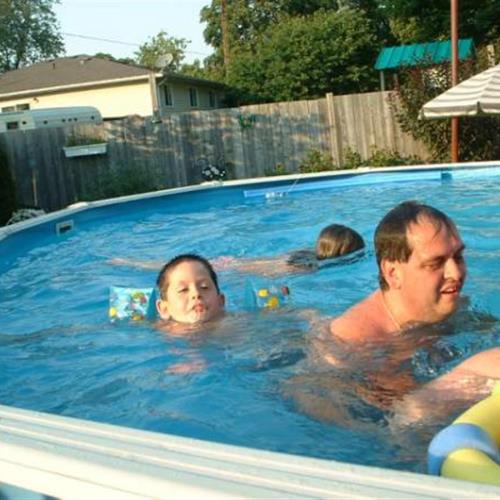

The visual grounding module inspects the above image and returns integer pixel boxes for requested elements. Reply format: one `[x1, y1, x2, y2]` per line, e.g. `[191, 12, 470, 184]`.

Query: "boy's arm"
[108, 257, 162, 270]
[212, 255, 291, 277]
[390, 348, 500, 427]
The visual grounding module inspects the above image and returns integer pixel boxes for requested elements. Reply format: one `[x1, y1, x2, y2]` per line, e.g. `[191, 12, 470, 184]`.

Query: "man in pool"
[156, 254, 225, 326]
[330, 200, 466, 341]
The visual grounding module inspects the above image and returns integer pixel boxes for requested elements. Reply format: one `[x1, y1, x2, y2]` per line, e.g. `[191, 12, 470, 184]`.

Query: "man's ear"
[380, 259, 402, 289]
[156, 299, 170, 320]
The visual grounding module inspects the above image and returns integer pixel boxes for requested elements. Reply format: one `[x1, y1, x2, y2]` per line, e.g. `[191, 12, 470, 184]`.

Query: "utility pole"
[451, 0, 459, 162]
[221, 0, 230, 76]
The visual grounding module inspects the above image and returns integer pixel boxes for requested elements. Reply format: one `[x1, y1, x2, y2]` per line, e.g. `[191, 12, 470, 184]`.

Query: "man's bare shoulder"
[330, 291, 388, 342]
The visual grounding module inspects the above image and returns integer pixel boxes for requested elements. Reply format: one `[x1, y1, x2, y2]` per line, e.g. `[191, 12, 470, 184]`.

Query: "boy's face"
[156, 260, 225, 324]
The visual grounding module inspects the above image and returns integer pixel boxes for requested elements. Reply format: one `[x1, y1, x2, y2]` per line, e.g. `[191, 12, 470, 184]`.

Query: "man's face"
[395, 219, 466, 324]
[157, 260, 225, 324]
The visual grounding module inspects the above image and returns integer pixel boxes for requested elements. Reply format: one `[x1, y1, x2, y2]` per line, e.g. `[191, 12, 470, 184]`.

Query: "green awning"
[375, 39, 474, 70]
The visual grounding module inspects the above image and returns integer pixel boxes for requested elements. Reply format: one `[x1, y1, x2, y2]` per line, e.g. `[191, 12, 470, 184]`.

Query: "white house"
[0, 56, 228, 119]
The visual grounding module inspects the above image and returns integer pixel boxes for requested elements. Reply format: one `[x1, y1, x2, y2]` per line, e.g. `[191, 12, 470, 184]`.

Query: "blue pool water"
[1, 166, 499, 473]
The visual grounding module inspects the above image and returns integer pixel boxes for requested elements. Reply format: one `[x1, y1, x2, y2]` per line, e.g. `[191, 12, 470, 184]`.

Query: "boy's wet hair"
[156, 254, 220, 299]
[375, 200, 459, 290]
[286, 224, 365, 269]
[315, 224, 365, 260]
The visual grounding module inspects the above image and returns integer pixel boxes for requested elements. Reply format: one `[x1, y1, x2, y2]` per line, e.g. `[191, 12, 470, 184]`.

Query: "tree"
[93, 52, 136, 66]
[200, 0, 392, 85]
[0, 146, 17, 225]
[135, 31, 189, 71]
[382, 0, 500, 45]
[394, 60, 500, 162]
[0, 0, 64, 73]
[227, 9, 380, 103]
[201, 0, 340, 57]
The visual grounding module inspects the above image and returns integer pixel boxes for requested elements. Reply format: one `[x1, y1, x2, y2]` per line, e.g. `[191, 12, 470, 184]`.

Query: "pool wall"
[2, 161, 500, 498]
[2, 161, 500, 245]
[2, 403, 500, 499]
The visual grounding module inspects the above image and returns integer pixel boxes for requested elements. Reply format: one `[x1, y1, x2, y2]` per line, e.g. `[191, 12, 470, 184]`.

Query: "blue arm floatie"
[245, 280, 290, 309]
[109, 286, 157, 321]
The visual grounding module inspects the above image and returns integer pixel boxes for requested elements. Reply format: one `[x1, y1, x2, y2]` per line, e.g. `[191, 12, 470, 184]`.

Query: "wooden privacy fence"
[1, 91, 430, 212]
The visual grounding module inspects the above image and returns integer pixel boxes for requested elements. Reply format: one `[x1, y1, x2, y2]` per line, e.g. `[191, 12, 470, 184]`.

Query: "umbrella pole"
[451, 0, 459, 162]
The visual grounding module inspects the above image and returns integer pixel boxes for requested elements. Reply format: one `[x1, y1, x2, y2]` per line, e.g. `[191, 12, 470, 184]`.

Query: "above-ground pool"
[1, 164, 499, 494]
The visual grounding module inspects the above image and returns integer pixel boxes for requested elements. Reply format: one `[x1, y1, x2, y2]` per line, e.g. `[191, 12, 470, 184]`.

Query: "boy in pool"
[155, 254, 225, 327]
[214, 223, 365, 277]
[110, 224, 365, 278]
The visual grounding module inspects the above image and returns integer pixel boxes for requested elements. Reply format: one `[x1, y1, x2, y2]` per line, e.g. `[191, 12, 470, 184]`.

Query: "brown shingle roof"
[0, 56, 155, 96]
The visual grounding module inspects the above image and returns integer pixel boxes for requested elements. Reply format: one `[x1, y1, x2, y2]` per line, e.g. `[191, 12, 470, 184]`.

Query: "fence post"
[326, 92, 343, 167]
[231, 109, 246, 179]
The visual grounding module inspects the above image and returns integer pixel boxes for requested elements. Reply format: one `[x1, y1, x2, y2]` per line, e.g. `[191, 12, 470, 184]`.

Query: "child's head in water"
[315, 224, 365, 260]
[156, 254, 225, 324]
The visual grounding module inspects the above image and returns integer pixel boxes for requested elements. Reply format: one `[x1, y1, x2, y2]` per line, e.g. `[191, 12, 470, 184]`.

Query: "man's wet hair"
[375, 200, 458, 290]
[156, 254, 220, 299]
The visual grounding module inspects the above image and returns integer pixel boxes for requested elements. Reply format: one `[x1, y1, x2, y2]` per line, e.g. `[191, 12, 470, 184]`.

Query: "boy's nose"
[190, 286, 201, 298]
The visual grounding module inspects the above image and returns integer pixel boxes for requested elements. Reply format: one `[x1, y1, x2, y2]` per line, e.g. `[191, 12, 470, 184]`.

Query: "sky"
[54, 0, 214, 64]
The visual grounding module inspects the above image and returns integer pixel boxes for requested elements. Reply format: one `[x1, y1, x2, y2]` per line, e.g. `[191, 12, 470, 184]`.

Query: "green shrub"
[84, 165, 163, 201]
[367, 147, 422, 167]
[0, 147, 17, 225]
[342, 147, 363, 169]
[264, 162, 289, 176]
[392, 61, 500, 162]
[341, 146, 422, 169]
[65, 134, 106, 147]
[224, 161, 236, 180]
[299, 148, 335, 173]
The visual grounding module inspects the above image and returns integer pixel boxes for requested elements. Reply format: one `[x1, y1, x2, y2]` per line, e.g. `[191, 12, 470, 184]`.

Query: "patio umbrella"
[421, 63, 500, 118]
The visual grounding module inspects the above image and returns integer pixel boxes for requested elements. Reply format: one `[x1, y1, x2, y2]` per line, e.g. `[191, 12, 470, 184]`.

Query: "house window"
[6, 121, 19, 130]
[189, 88, 198, 107]
[209, 91, 216, 107]
[163, 85, 173, 107]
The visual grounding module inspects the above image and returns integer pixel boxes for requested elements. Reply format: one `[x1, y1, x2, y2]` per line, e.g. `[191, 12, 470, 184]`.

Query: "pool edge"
[1, 404, 499, 499]
[1, 160, 499, 239]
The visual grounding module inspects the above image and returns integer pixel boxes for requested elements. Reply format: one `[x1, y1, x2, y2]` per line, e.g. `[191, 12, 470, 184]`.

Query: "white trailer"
[0, 106, 102, 132]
